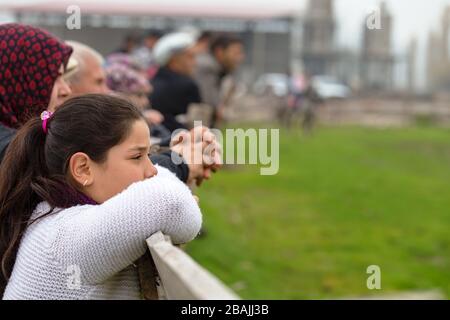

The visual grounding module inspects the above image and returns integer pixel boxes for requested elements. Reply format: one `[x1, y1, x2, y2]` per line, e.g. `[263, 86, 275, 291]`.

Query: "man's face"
[218, 43, 245, 73]
[169, 47, 197, 76]
[69, 55, 109, 95]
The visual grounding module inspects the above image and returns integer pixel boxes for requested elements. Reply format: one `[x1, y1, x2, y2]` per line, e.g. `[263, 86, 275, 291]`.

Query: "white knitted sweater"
[2, 166, 202, 300]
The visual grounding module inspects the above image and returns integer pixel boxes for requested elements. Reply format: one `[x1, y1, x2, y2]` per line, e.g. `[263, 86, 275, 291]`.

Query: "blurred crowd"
[99, 28, 244, 132]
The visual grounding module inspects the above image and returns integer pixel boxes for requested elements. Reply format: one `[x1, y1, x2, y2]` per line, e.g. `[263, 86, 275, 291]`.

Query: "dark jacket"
[150, 67, 201, 133]
[0, 124, 15, 164]
[150, 151, 189, 183]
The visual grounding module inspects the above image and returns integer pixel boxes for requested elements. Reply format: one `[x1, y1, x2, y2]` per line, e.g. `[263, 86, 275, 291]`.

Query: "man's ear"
[68, 152, 93, 187]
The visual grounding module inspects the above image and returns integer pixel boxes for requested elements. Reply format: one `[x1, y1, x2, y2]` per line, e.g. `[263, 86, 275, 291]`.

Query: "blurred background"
[1, 0, 448, 299]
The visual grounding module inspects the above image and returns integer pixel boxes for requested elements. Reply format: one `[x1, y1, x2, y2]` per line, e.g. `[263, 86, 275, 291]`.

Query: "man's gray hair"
[65, 40, 105, 83]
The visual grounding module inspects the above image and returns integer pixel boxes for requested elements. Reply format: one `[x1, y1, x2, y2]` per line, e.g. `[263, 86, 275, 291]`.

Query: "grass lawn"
[187, 124, 450, 299]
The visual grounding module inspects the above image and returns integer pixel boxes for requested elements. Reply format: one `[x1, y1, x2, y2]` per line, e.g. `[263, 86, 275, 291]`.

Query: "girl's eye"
[132, 152, 151, 160]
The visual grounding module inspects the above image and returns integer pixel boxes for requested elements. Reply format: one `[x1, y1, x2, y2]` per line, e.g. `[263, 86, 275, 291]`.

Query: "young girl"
[0, 94, 202, 299]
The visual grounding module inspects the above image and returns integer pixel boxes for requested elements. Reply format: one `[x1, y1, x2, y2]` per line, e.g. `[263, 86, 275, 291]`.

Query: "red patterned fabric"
[0, 23, 72, 129]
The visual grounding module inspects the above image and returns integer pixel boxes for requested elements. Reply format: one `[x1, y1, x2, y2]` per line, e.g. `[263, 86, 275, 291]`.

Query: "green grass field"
[187, 125, 450, 299]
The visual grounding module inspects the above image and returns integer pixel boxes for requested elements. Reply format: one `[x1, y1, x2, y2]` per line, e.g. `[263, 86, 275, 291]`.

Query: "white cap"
[177, 25, 201, 40]
[153, 32, 196, 66]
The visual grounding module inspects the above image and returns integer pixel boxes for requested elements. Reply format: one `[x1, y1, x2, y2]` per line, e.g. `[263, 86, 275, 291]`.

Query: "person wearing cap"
[150, 32, 202, 133]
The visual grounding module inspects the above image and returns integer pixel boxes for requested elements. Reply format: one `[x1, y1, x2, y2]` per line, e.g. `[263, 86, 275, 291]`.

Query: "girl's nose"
[145, 159, 158, 179]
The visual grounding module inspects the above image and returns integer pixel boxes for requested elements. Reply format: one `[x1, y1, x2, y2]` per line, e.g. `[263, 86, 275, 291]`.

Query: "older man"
[65, 41, 110, 95]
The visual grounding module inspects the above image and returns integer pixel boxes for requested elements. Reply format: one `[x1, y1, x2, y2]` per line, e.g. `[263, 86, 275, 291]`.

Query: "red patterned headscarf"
[0, 23, 73, 129]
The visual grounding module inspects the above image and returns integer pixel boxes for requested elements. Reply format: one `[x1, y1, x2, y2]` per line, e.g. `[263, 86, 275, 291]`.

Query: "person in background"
[105, 62, 154, 112]
[194, 34, 245, 127]
[105, 52, 142, 72]
[65, 41, 109, 95]
[132, 30, 163, 79]
[194, 31, 212, 55]
[104, 62, 168, 142]
[114, 34, 138, 54]
[150, 32, 201, 133]
[0, 23, 73, 163]
[301, 76, 322, 135]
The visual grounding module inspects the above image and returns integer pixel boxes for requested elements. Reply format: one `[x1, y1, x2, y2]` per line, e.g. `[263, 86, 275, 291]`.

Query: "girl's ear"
[68, 152, 93, 187]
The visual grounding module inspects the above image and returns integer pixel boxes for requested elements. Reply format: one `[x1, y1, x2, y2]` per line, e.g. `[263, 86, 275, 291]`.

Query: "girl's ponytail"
[0, 117, 51, 294]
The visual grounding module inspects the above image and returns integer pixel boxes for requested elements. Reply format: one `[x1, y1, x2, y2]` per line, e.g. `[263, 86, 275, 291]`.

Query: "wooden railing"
[139, 232, 240, 300]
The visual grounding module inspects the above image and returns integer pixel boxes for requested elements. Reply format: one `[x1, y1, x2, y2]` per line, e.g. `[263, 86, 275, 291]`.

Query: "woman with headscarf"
[0, 23, 73, 162]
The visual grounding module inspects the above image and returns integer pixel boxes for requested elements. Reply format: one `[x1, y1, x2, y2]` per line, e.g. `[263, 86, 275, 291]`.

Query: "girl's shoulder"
[30, 201, 94, 225]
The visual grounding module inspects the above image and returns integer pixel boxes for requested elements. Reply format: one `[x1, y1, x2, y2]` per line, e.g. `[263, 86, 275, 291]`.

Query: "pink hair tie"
[40, 110, 53, 134]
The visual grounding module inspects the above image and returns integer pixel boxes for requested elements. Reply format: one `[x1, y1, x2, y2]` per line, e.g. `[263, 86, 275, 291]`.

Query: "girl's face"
[48, 65, 72, 112]
[80, 119, 158, 203]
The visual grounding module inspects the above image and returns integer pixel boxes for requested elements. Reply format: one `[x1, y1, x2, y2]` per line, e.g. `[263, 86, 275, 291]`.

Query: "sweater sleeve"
[51, 166, 202, 284]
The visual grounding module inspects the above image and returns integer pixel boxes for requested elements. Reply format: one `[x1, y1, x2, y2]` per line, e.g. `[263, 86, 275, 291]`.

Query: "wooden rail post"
[145, 232, 240, 300]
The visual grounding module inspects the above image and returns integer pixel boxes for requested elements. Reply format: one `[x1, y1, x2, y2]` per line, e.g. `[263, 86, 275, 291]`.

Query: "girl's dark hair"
[0, 94, 143, 294]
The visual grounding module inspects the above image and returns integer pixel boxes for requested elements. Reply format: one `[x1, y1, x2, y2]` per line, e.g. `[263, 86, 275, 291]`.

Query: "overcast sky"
[1, 0, 450, 89]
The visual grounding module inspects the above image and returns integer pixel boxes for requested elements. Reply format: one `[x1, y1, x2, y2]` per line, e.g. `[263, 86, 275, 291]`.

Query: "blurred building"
[360, 1, 394, 92]
[426, 6, 450, 93]
[407, 37, 418, 93]
[301, 0, 337, 77]
[298, 0, 398, 93]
